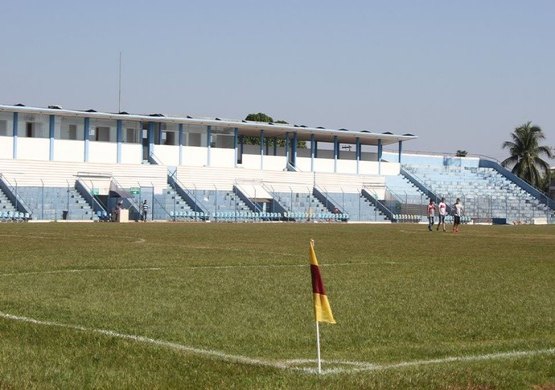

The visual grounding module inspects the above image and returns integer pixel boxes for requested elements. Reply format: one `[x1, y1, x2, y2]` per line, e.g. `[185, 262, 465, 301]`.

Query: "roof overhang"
[0, 104, 417, 146]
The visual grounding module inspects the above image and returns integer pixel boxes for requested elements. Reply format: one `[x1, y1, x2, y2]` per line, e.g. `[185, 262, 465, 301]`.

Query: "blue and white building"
[0, 104, 414, 174]
[0, 103, 553, 224]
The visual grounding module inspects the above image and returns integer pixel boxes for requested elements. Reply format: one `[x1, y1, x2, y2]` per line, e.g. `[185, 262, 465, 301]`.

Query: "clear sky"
[1, 0, 553, 162]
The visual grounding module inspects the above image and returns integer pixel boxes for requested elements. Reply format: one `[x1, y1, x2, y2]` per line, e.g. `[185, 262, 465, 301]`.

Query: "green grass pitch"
[0, 222, 553, 389]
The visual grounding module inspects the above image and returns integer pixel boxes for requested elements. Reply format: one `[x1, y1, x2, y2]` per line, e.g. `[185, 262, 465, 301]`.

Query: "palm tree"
[501, 122, 553, 189]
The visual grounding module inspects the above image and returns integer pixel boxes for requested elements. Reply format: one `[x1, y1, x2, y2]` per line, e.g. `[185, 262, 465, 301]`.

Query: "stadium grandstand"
[0, 103, 553, 224]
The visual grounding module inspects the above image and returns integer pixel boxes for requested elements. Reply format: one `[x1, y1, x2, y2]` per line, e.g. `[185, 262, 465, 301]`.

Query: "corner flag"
[309, 240, 336, 324]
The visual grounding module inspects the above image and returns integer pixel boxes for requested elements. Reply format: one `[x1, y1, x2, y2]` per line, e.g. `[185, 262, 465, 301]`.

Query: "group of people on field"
[426, 197, 464, 233]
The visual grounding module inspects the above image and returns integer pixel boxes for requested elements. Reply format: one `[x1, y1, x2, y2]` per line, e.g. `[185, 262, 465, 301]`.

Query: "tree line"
[242, 113, 305, 148]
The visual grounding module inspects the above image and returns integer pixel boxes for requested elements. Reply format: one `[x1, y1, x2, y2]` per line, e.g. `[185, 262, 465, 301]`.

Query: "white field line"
[0, 234, 146, 242]
[0, 311, 287, 370]
[0, 267, 163, 277]
[0, 262, 400, 277]
[288, 346, 555, 374]
[1, 310, 553, 375]
[180, 261, 400, 270]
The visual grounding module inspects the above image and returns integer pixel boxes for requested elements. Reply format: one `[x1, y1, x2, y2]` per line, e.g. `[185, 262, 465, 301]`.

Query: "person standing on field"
[142, 200, 149, 222]
[427, 199, 436, 231]
[437, 197, 447, 232]
[452, 198, 464, 233]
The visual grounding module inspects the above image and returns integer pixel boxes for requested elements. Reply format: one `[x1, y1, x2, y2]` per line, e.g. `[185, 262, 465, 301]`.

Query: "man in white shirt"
[437, 197, 447, 232]
[452, 198, 464, 233]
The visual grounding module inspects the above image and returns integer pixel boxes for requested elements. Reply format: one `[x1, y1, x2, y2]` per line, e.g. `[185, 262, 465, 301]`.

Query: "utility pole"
[118, 51, 122, 113]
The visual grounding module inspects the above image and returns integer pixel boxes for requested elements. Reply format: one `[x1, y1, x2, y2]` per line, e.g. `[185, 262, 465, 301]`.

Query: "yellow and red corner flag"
[309, 240, 336, 324]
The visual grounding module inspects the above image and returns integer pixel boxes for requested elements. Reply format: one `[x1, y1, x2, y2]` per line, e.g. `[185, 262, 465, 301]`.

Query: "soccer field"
[0, 222, 553, 389]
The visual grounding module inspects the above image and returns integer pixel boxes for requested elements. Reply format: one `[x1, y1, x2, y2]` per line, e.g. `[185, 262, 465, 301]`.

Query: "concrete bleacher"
[0, 187, 15, 212]
[175, 166, 385, 193]
[191, 189, 254, 221]
[317, 190, 388, 222]
[14, 186, 94, 221]
[173, 168, 304, 221]
[0, 186, 18, 221]
[0, 159, 168, 221]
[0, 159, 167, 191]
[404, 165, 551, 223]
[5, 154, 548, 224]
[174, 166, 389, 222]
[156, 185, 197, 221]
[272, 191, 333, 221]
[384, 174, 430, 221]
[0, 160, 98, 220]
[171, 168, 255, 221]
[312, 172, 388, 222]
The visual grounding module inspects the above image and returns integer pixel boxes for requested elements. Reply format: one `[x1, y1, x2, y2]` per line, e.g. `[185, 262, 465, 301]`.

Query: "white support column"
[310, 134, 315, 172]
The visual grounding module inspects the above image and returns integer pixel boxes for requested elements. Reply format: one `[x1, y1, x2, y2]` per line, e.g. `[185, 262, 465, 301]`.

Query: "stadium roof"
[0, 104, 417, 146]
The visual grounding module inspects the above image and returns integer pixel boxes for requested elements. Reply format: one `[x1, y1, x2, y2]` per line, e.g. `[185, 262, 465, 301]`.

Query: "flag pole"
[310, 238, 335, 374]
[316, 320, 322, 374]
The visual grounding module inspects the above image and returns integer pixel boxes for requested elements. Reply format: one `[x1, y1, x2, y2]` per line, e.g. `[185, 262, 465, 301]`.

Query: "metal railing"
[361, 188, 395, 221]
[0, 175, 32, 217]
[76, 178, 107, 215]
[479, 158, 555, 210]
[110, 177, 141, 220]
[134, 183, 173, 221]
[232, 184, 262, 213]
[376, 187, 553, 224]
[260, 182, 288, 216]
[168, 173, 208, 215]
[313, 185, 345, 214]
[0, 177, 100, 221]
